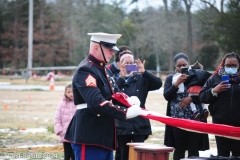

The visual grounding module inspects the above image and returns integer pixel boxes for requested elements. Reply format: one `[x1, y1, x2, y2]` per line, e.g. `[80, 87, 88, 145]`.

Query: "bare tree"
[39, 0, 45, 67]
[183, 0, 193, 63]
[13, 1, 20, 69]
[163, 0, 174, 71]
[200, 0, 225, 13]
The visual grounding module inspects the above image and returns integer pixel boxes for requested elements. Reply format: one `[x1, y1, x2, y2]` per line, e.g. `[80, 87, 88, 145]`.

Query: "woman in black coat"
[199, 52, 240, 157]
[163, 53, 209, 160]
[116, 51, 163, 160]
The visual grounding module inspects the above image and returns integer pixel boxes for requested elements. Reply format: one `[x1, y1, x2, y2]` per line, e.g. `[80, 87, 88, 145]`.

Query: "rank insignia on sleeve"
[85, 74, 97, 87]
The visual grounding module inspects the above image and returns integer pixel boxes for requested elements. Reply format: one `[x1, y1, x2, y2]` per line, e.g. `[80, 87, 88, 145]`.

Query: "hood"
[62, 94, 73, 102]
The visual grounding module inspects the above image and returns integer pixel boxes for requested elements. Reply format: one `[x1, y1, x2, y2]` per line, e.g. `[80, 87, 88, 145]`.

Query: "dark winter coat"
[115, 71, 162, 135]
[199, 74, 240, 126]
[185, 69, 212, 89]
[163, 72, 209, 150]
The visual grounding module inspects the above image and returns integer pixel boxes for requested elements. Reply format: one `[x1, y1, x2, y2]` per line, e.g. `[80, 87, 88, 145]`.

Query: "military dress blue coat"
[64, 54, 129, 150]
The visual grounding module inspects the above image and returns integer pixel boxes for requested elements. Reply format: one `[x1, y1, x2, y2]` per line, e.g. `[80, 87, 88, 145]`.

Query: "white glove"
[126, 104, 142, 119]
[127, 96, 140, 106]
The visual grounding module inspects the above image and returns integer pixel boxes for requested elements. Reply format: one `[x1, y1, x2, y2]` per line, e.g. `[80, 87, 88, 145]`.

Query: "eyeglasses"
[224, 64, 239, 68]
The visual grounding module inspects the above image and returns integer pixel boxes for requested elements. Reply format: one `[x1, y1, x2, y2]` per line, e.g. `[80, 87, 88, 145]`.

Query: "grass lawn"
[0, 85, 216, 159]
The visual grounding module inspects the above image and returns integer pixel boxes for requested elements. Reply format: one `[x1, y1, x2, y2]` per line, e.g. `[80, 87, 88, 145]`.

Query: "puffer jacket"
[54, 95, 77, 143]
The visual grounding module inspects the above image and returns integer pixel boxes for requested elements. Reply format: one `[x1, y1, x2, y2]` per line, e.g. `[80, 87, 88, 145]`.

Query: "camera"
[181, 67, 188, 75]
[126, 64, 139, 71]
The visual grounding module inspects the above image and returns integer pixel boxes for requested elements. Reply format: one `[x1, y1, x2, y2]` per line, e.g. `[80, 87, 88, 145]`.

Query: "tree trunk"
[163, 0, 168, 12]
[13, 1, 20, 69]
[163, 0, 174, 71]
[68, 0, 75, 65]
[183, 0, 193, 63]
[39, 0, 45, 67]
[220, 0, 224, 13]
[186, 7, 193, 63]
[155, 49, 160, 77]
[0, 4, 3, 68]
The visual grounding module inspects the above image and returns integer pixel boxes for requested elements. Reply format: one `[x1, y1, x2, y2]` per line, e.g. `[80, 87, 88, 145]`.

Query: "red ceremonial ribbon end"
[112, 92, 240, 140]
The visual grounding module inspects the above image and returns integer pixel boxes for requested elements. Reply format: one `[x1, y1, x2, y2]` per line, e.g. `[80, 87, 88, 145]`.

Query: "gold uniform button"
[110, 81, 112, 84]
[112, 87, 114, 90]
[97, 114, 100, 117]
[100, 63, 103, 66]
[123, 109, 126, 111]
[107, 75, 109, 77]
[118, 106, 120, 108]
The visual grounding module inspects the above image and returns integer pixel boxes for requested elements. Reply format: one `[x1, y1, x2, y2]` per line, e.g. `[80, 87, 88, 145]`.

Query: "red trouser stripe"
[81, 144, 85, 160]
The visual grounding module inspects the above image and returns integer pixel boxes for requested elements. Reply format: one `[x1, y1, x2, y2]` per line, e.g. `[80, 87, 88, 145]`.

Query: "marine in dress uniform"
[64, 33, 142, 160]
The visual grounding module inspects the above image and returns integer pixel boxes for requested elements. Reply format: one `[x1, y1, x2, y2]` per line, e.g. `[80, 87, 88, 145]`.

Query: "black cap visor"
[92, 41, 119, 51]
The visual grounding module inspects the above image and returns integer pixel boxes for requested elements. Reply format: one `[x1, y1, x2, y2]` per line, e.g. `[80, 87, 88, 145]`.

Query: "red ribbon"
[112, 92, 240, 140]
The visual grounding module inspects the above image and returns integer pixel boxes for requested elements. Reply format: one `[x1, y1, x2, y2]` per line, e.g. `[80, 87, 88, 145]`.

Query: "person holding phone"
[199, 52, 240, 157]
[171, 61, 210, 120]
[115, 51, 163, 160]
[164, 53, 209, 160]
[106, 46, 132, 82]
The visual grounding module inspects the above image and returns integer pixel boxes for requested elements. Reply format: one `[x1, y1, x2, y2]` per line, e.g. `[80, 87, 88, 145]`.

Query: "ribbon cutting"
[112, 92, 240, 140]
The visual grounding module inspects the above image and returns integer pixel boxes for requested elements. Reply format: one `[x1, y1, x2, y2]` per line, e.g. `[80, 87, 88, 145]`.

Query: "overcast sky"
[118, 0, 164, 12]
[107, 0, 222, 13]
[45, 0, 222, 13]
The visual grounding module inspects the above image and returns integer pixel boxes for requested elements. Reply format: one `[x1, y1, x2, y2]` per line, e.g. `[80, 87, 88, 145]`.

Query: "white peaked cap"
[88, 32, 122, 44]
[88, 32, 122, 51]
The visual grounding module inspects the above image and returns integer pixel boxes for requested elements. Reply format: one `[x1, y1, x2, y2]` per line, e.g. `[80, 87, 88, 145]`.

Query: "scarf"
[123, 74, 137, 85]
[218, 67, 240, 83]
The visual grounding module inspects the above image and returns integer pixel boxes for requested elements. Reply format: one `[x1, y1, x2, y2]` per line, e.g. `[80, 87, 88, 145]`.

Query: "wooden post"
[127, 143, 150, 160]
[134, 145, 174, 160]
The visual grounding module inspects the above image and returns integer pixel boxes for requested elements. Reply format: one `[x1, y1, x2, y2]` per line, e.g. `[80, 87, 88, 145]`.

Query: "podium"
[134, 145, 174, 160]
[127, 143, 149, 160]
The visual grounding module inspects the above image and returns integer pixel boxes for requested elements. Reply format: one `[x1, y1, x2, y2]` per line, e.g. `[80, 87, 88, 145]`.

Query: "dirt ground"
[0, 88, 216, 158]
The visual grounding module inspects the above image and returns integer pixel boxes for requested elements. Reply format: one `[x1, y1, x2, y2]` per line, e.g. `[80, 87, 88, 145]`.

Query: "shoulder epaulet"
[80, 59, 93, 68]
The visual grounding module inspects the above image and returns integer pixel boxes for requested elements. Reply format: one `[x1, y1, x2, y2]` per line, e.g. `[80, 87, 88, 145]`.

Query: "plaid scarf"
[218, 67, 240, 83]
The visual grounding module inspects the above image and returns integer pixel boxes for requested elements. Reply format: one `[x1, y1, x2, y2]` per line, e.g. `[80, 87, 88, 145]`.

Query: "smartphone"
[126, 64, 139, 71]
[181, 67, 188, 75]
[222, 74, 230, 84]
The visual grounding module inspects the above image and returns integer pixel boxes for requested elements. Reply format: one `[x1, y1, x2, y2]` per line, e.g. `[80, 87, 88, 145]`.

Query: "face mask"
[125, 71, 134, 77]
[224, 67, 238, 75]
